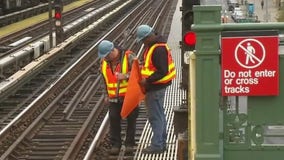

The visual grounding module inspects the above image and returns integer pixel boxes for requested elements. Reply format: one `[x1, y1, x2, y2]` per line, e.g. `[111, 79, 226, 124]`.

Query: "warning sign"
[221, 31, 279, 96]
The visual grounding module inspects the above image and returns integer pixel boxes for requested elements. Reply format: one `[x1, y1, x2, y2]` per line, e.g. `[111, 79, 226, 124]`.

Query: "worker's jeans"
[145, 88, 167, 150]
[108, 101, 139, 148]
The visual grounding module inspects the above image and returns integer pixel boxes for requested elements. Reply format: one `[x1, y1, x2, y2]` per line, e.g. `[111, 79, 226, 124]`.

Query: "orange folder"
[121, 59, 145, 119]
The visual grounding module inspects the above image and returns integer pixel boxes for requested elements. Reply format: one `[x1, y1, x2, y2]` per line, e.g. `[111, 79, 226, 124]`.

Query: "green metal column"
[190, 4, 284, 160]
[191, 6, 222, 160]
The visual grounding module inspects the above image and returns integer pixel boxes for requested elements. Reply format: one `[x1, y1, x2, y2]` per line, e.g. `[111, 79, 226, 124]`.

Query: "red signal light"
[183, 31, 196, 46]
[55, 12, 61, 19]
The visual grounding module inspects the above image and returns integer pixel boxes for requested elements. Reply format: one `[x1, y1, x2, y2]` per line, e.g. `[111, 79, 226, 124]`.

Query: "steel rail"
[0, 0, 140, 158]
[0, 0, 134, 137]
[0, 0, 116, 80]
[0, 0, 132, 99]
[82, 0, 174, 159]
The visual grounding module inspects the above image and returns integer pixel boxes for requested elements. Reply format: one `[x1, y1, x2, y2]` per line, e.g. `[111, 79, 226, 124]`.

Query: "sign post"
[221, 30, 279, 96]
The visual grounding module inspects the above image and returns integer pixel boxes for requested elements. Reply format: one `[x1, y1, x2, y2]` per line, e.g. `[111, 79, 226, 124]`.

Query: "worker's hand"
[115, 72, 128, 80]
[139, 78, 147, 87]
[103, 97, 110, 105]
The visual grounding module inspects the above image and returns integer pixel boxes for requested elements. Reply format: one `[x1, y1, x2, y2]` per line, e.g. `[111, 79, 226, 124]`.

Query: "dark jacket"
[144, 35, 172, 92]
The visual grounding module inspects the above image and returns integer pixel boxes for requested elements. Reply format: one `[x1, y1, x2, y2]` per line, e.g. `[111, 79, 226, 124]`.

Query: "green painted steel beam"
[191, 4, 284, 160]
[192, 23, 284, 32]
[191, 5, 222, 160]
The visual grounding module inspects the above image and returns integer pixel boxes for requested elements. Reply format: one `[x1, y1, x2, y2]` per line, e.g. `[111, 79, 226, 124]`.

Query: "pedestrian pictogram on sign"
[235, 39, 265, 69]
[221, 30, 279, 96]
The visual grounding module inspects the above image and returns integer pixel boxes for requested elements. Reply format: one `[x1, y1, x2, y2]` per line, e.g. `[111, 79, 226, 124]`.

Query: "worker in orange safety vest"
[136, 24, 176, 154]
[98, 40, 139, 155]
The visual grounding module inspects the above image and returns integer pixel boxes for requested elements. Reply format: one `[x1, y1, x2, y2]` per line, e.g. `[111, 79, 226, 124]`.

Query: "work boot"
[109, 146, 120, 155]
[142, 146, 164, 154]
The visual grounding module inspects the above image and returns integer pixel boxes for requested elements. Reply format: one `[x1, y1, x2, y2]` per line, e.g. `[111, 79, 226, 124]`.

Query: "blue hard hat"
[98, 40, 114, 58]
[136, 24, 153, 42]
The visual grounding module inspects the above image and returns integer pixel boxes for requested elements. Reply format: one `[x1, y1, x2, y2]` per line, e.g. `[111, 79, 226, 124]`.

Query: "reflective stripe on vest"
[101, 51, 131, 97]
[141, 43, 176, 84]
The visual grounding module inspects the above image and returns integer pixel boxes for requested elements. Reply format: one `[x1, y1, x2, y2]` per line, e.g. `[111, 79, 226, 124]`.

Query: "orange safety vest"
[141, 43, 176, 84]
[101, 50, 132, 98]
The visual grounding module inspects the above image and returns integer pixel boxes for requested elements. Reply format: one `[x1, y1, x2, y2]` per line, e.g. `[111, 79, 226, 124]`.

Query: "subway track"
[0, 0, 177, 159]
[0, 0, 119, 79]
[0, 0, 77, 28]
